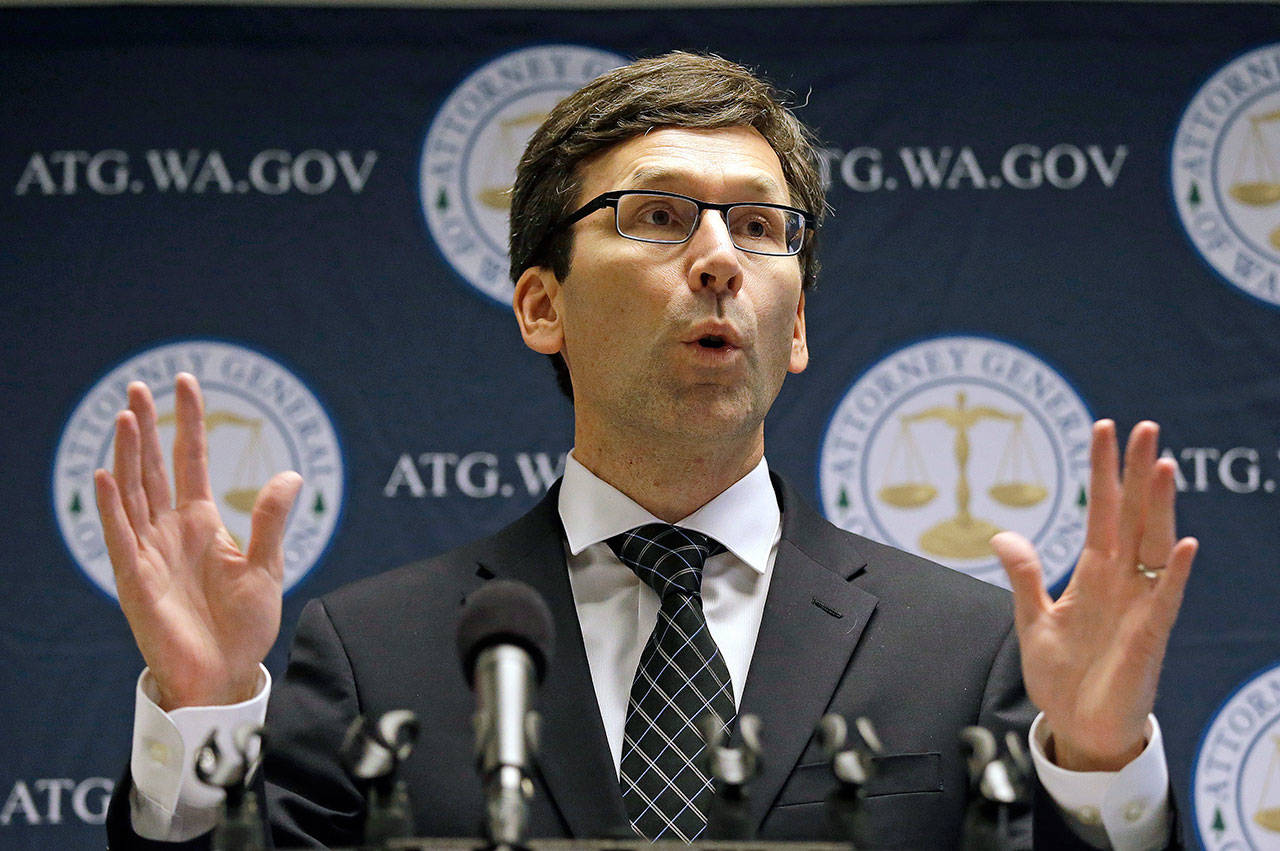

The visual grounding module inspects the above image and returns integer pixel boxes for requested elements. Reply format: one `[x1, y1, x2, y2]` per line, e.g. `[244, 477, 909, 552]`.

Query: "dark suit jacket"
[108, 475, 1130, 849]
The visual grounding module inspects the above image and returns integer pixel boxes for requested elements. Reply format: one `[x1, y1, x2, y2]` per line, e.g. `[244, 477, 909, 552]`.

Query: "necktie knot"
[606, 523, 725, 600]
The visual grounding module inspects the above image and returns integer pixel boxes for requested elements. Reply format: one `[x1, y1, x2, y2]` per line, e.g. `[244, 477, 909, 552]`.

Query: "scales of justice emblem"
[420, 45, 628, 304]
[53, 341, 344, 600]
[1256, 736, 1280, 835]
[819, 336, 1091, 589]
[1225, 104, 1280, 252]
[1193, 661, 1280, 849]
[473, 111, 547, 213]
[878, 390, 1047, 560]
[1172, 42, 1280, 308]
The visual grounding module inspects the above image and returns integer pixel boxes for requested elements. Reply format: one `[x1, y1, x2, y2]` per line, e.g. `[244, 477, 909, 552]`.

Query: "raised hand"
[94, 373, 302, 711]
[992, 420, 1197, 771]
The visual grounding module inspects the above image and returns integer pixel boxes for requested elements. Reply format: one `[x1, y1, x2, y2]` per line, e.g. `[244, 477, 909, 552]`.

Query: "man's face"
[516, 125, 808, 449]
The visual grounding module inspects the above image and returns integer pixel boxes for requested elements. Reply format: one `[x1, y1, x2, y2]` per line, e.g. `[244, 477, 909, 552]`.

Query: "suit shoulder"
[775, 475, 1011, 619]
[852, 530, 1012, 612]
[316, 492, 560, 621]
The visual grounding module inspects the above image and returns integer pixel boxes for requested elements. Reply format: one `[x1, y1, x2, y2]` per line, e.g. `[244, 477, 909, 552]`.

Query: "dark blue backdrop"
[3, 5, 1279, 848]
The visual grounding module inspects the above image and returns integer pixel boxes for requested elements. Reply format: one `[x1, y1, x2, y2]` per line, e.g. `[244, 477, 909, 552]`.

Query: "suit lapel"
[475, 487, 629, 838]
[738, 477, 879, 833]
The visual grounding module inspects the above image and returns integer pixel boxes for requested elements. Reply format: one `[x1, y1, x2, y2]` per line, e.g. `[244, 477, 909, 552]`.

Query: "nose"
[686, 210, 743, 295]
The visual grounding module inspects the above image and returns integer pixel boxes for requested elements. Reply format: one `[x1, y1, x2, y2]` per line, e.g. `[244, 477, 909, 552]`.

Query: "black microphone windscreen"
[456, 580, 555, 687]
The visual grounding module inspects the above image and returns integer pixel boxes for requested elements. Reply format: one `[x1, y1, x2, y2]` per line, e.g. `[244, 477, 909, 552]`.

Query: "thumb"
[991, 530, 1050, 630]
[246, 471, 303, 578]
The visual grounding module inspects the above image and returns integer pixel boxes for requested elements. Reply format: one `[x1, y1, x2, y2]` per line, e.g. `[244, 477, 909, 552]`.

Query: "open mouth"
[698, 335, 727, 349]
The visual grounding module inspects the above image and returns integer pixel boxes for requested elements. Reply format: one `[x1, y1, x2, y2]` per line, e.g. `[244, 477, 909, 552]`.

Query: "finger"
[246, 471, 304, 582]
[991, 531, 1051, 632]
[1138, 458, 1178, 569]
[111, 410, 151, 532]
[1117, 421, 1159, 563]
[1148, 537, 1197, 631]
[127, 381, 173, 517]
[94, 468, 141, 584]
[1084, 420, 1121, 550]
[172, 373, 214, 504]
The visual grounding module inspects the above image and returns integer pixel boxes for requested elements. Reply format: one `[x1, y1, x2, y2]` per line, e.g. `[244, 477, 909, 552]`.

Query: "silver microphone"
[456, 580, 555, 847]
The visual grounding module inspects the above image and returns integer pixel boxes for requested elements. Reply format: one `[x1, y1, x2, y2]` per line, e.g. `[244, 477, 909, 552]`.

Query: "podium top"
[338, 840, 853, 851]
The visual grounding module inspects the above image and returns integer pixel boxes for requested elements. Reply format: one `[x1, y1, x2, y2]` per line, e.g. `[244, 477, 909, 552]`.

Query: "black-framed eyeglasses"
[554, 190, 814, 257]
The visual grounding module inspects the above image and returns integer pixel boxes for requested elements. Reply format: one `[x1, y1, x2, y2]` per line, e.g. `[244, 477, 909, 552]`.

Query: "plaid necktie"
[606, 523, 735, 841]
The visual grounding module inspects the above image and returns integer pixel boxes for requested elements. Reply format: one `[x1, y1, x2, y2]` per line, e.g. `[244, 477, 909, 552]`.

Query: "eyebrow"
[623, 166, 787, 201]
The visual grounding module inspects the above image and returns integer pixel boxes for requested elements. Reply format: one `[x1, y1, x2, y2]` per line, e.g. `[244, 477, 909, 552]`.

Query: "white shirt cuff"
[1030, 713, 1171, 851]
[129, 666, 271, 842]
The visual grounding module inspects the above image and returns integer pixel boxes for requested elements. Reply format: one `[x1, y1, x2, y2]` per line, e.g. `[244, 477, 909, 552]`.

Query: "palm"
[992, 420, 1196, 771]
[95, 375, 301, 709]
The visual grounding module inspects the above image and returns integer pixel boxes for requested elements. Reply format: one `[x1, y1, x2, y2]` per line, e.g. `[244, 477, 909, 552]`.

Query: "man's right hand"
[94, 372, 302, 711]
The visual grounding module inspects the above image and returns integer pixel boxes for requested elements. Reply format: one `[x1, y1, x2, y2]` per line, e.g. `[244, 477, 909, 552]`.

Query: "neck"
[572, 428, 765, 523]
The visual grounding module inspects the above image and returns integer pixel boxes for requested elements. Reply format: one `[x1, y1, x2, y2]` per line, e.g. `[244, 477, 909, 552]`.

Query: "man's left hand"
[992, 419, 1197, 772]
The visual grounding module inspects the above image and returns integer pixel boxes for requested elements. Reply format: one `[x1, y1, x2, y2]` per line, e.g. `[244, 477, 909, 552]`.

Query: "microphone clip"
[194, 723, 267, 851]
[341, 710, 420, 846]
[700, 712, 763, 840]
[817, 714, 883, 848]
[959, 726, 1032, 851]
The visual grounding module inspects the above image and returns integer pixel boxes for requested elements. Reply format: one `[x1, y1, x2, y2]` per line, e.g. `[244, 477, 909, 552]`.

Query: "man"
[99, 53, 1196, 849]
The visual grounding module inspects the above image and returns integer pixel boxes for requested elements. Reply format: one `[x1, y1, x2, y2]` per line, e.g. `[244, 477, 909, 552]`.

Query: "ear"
[788, 290, 809, 374]
[513, 265, 565, 356]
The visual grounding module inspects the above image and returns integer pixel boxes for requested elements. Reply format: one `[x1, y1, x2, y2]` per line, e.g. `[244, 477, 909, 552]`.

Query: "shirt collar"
[558, 452, 778, 575]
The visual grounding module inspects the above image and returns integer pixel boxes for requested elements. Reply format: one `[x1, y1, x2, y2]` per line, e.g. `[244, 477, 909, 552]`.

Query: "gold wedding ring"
[1136, 563, 1165, 580]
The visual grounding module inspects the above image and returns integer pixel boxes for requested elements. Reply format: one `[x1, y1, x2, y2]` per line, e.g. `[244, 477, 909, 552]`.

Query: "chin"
[666, 390, 767, 440]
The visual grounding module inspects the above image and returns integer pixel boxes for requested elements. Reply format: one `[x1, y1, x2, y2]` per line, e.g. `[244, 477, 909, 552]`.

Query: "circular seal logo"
[52, 340, 344, 600]
[419, 44, 627, 304]
[1192, 661, 1280, 850]
[1172, 42, 1280, 308]
[817, 336, 1093, 589]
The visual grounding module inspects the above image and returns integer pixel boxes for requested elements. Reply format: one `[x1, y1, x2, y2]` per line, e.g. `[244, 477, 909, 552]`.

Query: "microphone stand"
[817, 714, 882, 849]
[700, 712, 763, 840]
[340, 710, 420, 847]
[195, 724, 267, 851]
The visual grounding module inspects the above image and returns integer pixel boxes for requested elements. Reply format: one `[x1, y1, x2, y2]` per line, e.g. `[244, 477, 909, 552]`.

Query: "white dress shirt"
[129, 452, 1171, 849]
[559, 452, 779, 773]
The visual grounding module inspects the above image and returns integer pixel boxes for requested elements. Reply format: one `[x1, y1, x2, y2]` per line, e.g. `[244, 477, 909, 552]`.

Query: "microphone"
[456, 580, 556, 847]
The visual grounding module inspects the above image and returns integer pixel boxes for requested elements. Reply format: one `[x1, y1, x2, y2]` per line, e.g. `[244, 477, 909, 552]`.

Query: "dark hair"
[509, 51, 825, 399]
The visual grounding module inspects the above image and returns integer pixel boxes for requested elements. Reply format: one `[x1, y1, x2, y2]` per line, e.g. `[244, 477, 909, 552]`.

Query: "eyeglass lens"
[615, 193, 804, 255]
